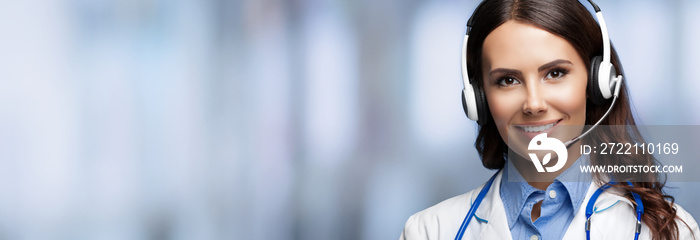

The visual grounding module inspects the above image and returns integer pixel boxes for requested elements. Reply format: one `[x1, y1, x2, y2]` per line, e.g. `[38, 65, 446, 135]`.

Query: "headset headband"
[461, 0, 620, 123]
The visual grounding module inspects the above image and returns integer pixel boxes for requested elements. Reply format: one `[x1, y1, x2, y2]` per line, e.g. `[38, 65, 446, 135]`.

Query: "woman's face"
[481, 20, 587, 158]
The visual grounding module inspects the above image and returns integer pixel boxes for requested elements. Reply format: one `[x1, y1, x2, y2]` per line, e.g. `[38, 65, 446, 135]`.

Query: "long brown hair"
[466, 0, 686, 239]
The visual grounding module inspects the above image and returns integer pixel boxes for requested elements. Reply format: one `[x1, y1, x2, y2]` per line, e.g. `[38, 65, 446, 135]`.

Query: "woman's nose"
[523, 84, 547, 115]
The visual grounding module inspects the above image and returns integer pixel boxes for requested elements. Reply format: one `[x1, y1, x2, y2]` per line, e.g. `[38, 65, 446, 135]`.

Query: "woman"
[400, 0, 699, 239]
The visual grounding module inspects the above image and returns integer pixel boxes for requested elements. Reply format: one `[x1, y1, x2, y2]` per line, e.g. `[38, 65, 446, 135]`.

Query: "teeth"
[522, 121, 557, 133]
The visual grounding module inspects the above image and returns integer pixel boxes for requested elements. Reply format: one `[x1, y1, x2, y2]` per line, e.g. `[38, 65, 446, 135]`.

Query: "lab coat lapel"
[471, 170, 513, 240]
[562, 180, 599, 240]
[565, 182, 645, 240]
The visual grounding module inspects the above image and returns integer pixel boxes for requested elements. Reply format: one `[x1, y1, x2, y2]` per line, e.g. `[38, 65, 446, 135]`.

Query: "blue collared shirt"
[500, 155, 591, 240]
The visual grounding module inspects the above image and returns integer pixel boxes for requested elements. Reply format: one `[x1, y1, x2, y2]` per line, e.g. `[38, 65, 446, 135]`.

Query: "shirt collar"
[557, 155, 592, 217]
[499, 154, 592, 229]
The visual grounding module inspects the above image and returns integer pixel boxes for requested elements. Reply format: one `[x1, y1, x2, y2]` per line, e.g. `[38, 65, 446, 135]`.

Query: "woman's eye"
[545, 68, 569, 80]
[497, 77, 520, 87]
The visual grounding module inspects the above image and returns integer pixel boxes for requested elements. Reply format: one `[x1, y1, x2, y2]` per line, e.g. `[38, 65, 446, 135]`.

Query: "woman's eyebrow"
[488, 68, 521, 77]
[538, 59, 573, 72]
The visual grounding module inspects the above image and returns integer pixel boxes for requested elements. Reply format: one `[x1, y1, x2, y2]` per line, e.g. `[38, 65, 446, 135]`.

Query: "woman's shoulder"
[408, 180, 492, 220]
[410, 191, 473, 220]
[672, 202, 700, 239]
[582, 184, 700, 239]
[400, 184, 486, 240]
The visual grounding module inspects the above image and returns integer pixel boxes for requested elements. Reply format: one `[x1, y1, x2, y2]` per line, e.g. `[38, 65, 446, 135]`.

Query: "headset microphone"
[564, 74, 623, 148]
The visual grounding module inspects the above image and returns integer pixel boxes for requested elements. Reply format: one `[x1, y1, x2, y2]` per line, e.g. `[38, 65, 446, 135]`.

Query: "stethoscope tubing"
[454, 170, 500, 240]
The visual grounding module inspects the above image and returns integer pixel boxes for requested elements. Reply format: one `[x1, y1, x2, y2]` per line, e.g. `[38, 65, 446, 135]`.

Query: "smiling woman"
[400, 0, 699, 240]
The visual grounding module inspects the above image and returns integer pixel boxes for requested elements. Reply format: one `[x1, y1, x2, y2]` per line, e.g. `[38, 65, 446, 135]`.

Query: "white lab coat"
[400, 170, 699, 240]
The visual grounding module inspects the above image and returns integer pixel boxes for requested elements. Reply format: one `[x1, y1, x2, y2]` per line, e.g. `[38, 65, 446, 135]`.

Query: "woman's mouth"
[513, 119, 563, 139]
[520, 120, 559, 133]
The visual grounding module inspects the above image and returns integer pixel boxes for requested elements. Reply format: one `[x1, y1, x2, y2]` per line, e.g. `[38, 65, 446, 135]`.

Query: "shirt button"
[549, 190, 557, 199]
[530, 235, 539, 240]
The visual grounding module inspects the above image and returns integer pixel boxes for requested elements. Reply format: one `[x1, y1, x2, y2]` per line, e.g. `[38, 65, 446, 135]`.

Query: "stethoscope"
[454, 171, 644, 240]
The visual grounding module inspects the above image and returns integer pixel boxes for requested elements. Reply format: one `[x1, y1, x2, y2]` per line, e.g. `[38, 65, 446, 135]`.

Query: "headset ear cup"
[588, 55, 606, 105]
[461, 79, 488, 125]
[473, 83, 488, 126]
[462, 89, 471, 120]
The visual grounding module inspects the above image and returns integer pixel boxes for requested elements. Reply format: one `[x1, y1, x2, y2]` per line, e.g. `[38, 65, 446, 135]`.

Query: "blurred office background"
[0, 0, 699, 239]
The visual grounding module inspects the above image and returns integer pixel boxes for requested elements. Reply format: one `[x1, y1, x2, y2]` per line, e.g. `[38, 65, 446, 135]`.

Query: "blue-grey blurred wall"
[0, 0, 699, 239]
